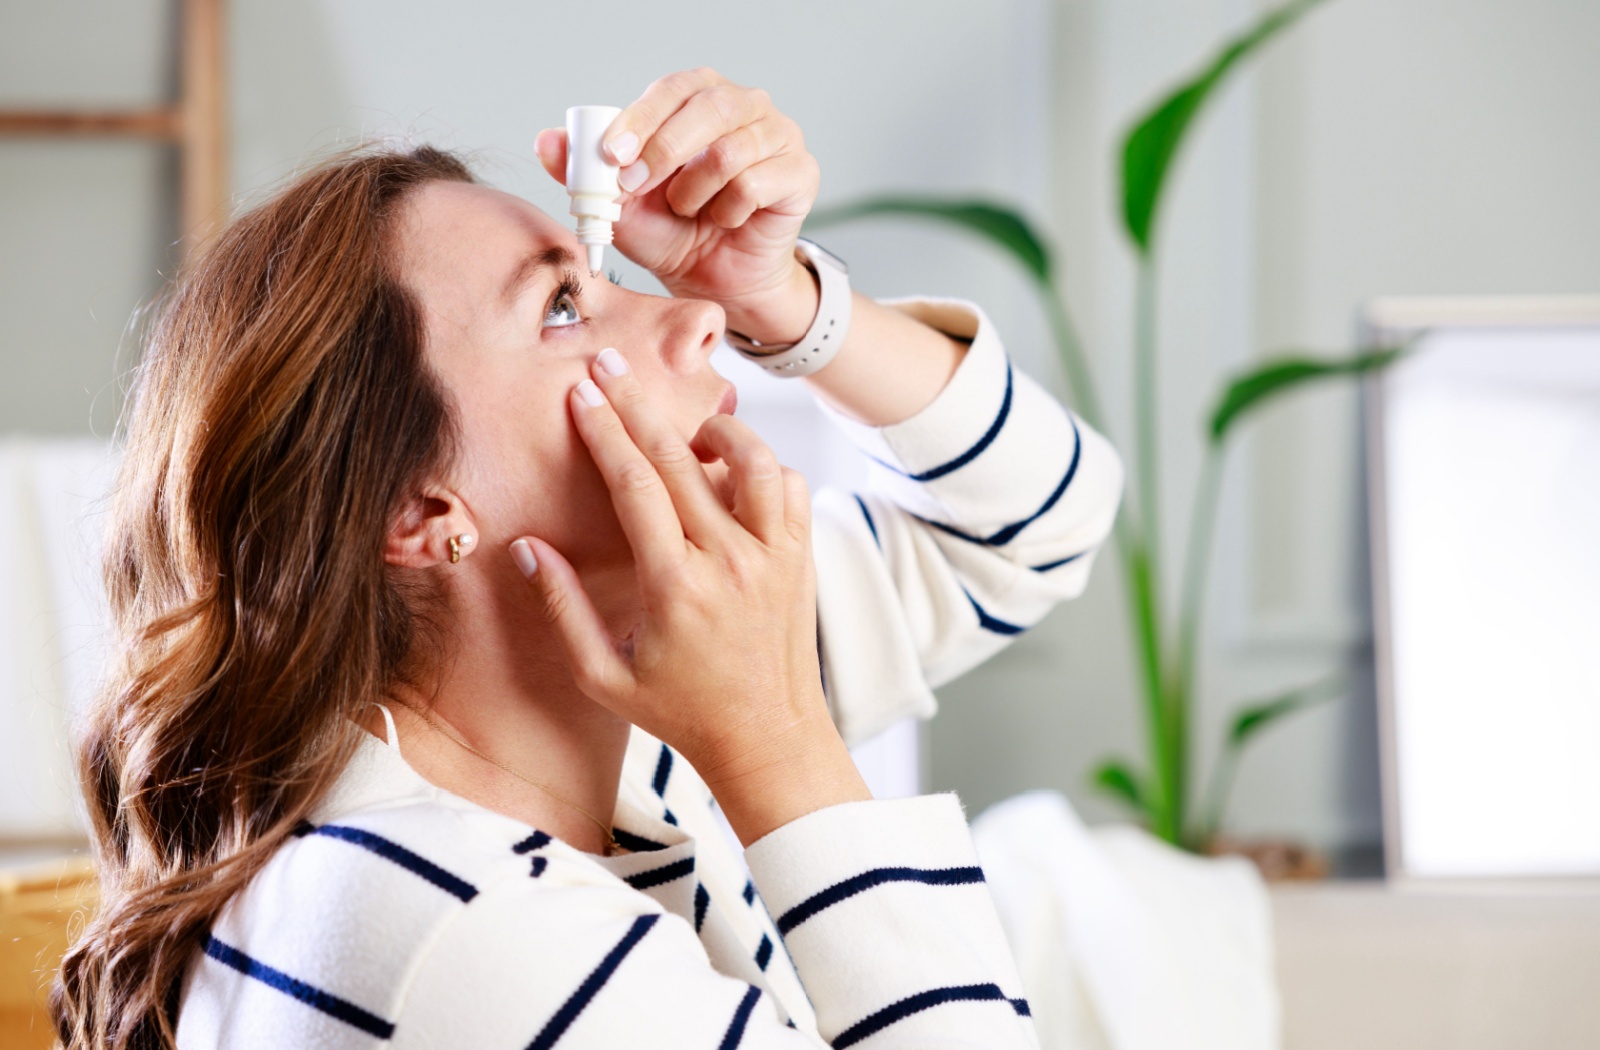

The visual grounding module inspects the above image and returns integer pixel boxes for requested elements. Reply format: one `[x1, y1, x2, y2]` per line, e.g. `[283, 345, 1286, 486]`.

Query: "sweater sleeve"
[810, 297, 1124, 744]
[388, 796, 1037, 1050]
[744, 793, 1040, 1049]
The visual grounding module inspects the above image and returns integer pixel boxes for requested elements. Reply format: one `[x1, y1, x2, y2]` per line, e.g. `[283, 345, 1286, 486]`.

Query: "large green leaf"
[1226, 676, 1344, 750]
[1090, 758, 1149, 817]
[807, 197, 1053, 285]
[1121, 0, 1327, 255]
[1208, 347, 1403, 444]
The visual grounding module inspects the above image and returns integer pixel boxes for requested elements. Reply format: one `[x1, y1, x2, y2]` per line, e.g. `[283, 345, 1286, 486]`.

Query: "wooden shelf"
[0, 0, 227, 254]
[0, 109, 181, 139]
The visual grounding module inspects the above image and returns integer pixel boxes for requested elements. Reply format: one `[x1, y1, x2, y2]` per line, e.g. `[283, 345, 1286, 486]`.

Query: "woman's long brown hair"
[52, 145, 473, 1050]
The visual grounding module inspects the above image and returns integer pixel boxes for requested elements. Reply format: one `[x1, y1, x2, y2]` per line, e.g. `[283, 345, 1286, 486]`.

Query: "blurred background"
[2, 1, 1598, 1048]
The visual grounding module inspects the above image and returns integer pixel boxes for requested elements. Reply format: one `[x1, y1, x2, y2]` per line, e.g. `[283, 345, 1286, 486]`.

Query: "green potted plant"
[809, 0, 1401, 859]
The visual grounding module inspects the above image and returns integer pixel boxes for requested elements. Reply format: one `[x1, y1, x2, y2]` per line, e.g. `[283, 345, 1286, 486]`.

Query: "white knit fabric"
[176, 298, 1124, 1048]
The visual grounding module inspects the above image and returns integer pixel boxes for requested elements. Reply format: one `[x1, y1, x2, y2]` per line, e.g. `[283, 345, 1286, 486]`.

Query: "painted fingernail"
[618, 161, 649, 193]
[575, 378, 605, 407]
[510, 539, 539, 578]
[596, 347, 629, 376]
[607, 130, 640, 165]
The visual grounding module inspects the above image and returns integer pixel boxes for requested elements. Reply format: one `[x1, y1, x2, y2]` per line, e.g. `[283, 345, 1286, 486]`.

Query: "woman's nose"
[658, 297, 725, 376]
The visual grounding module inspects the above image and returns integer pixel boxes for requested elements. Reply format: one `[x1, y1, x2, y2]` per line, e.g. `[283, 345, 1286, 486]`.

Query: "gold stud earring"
[449, 533, 474, 564]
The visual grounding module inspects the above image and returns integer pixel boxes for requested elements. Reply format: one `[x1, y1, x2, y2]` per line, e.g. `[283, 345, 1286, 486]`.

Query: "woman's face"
[393, 180, 734, 567]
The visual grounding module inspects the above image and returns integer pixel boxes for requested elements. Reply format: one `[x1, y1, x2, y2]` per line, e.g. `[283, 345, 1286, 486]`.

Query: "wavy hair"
[52, 145, 472, 1049]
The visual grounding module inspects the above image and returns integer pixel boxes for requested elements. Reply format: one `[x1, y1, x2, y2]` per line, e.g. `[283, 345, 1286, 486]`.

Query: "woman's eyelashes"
[541, 269, 622, 330]
[543, 273, 584, 329]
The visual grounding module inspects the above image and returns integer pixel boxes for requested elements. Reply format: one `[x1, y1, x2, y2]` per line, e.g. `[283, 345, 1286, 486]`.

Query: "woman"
[54, 69, 1121, 1048]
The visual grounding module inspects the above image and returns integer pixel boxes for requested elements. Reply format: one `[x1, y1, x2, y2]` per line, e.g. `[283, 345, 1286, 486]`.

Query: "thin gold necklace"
[388, 699, 620, 856]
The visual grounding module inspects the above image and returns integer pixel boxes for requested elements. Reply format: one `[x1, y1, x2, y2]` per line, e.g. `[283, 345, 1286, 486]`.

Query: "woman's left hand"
[535, 68, 819, 341]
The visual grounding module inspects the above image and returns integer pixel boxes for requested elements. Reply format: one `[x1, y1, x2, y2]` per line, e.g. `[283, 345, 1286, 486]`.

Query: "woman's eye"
[544, 292, 582, 328]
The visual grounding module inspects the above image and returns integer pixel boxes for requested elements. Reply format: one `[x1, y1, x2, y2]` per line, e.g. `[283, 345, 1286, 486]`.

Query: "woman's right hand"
[509, 348, 869, 845]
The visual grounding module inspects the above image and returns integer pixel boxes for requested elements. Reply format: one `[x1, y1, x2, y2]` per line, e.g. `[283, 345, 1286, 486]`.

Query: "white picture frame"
[1365, 296, 1600, 883]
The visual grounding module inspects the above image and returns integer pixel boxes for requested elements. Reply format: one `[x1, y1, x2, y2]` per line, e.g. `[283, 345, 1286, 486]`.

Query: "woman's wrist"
[718, 256, 820, 351]
[689, 707, 871, 846]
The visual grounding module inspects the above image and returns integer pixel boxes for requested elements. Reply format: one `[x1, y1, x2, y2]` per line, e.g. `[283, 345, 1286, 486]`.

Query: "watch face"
[798, 237, 849, 275]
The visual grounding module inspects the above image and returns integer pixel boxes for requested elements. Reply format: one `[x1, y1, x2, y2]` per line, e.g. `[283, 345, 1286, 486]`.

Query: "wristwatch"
[723, 238, 851, 378]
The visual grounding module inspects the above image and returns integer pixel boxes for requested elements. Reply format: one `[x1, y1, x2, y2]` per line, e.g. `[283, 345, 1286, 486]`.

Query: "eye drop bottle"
[565, 105, 623, 276]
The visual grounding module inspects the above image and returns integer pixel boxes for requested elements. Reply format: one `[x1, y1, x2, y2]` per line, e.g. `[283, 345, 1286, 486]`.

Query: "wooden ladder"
[0, 0, 228, 256]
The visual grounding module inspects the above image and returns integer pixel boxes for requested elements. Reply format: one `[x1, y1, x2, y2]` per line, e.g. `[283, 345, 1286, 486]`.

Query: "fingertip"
[535, 128, 568, 181]
[688, 431, 719, 463]
[510, 538, 539, 579]
[606, 129, 641, 166]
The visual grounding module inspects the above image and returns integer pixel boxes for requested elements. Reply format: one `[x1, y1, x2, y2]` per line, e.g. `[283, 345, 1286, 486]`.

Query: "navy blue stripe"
[742, 879, 755, 905]
[852, 493, 880, 548]
[694, 883, 710, 932]
[527, 915, 658, 1050]
[965, 589, 1027, 636]
[306, 824, 476, 902]
[663, 808, 679, 826]
[612, 828, 668, 853]
[868, 360, 1013, 482]
[623, 856, 695, 890]
[776, 866, 986, 936]
[652, 744, 673, 796]
[513, 830, 552, 854]
[1030, 550, 1087, 572]
[915, 413, 1084, 547]
[754, 934, 774, 971]
[834, 983, 1024, 1049]
[203, 936, 394, 1039]
[719, 985, 763, 1050]
[907, 361, 1014, 481]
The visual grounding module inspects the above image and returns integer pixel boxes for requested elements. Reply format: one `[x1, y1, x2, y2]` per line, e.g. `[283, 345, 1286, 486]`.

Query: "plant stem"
[1172, 446, 1226, 844]
[1042, 282, 1171, 839]
[1134, 259, 1161, 600]
[1041, 286, 1109, 438]
[1132, 257, 1180, 839]
[1194, 739, 1241, 849]
[1115, 516, 1171, 839]
[1178, 456, 1227, 643]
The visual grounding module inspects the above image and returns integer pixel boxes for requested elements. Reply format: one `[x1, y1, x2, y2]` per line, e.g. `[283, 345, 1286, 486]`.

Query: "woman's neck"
[374, 558, 637, 855]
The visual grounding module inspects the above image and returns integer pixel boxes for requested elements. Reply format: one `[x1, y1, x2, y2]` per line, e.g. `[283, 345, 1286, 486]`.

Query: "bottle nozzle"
[586, 243, 605, 277]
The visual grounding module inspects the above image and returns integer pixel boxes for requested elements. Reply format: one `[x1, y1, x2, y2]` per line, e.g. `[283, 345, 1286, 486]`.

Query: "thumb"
[510, 537, 626, 699]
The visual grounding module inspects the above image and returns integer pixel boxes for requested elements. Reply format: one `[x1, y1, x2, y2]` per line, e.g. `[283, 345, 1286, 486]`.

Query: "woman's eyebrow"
[501, 245, 577, 305]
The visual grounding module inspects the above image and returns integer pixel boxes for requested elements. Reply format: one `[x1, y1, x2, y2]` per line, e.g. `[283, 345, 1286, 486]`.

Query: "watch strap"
[725, 239, 851, 378]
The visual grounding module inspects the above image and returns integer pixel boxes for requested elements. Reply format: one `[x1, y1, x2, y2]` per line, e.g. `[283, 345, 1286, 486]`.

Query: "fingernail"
[510, 539, 539, 578]
[618, 161, 649, 193]
[607, 130, 640, 165]
[575, 378, 605, 407]
[596, 347, 629, 376]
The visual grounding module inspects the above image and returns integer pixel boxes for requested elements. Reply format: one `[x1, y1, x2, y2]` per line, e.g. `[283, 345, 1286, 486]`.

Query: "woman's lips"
[716, 385, 737, 416]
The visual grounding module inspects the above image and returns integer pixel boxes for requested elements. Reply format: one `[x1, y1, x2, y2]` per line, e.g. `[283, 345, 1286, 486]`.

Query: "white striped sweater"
[176, 298, 1123, 1048]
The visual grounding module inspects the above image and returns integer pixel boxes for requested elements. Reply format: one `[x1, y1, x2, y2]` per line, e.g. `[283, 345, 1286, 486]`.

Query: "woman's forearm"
[806, 291, 967, 426]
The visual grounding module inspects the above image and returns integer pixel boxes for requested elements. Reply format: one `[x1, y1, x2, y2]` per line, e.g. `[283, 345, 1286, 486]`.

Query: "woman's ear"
[385, 489, 477, 568]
